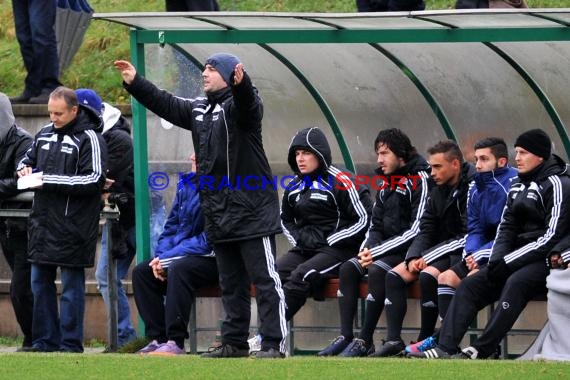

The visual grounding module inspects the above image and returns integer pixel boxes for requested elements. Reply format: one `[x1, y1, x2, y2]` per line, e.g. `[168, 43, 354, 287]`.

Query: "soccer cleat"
[248, 334, 262, 354]
[407, 346, 452, 359]
[148, 340, 186, 356]
[369, 339, 405, 357]
[451, 346, 478, 360]
[201, 344, 249, 358]
[339, 338, 375, 357]
[136, 340, 163, 355]
[405, 336, 437, 354]
[317, 335, 351, 356]
[254, 348, 286, 359]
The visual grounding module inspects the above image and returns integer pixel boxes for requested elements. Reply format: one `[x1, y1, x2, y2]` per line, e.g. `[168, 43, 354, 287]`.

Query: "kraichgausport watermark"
[148, 172, 423, 192]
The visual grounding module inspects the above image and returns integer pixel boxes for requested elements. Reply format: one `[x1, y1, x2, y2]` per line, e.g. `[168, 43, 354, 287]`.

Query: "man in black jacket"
[411, 129, 570, 360]
[75, 88, 138, 350]
[17, 86, 107, 353]
[318, 128, 432, 357]
[114, 54, 286, 358]
[372, 140, 475, 357]
[0, 92, 34, 351]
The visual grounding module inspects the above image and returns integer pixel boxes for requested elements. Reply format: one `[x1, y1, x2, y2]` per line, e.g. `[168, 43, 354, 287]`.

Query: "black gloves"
[487, 259, 511, 282]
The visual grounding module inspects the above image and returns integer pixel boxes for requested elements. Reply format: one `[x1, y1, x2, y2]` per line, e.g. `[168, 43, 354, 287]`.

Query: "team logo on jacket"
[41, 143, 50, 150]
[310, 193, 328, 201]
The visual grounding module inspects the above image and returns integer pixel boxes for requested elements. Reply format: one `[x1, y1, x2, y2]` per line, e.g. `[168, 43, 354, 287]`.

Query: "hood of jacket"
[0, 93, 16, 144]
[287, 127, 332, 176]
[102, 102, 123, 134]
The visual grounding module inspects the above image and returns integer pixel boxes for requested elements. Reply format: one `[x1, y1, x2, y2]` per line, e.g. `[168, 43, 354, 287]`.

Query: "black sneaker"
[201, 344, 249, 358]
[407, 346, 452, 359]
[339, 338, 375, 357]
[9, 93, 33, 104]
[28, 92, 50, 104]
[369, 339, 405, 357]
[255, 348, 285, 359]
[317, 335, 351, 356]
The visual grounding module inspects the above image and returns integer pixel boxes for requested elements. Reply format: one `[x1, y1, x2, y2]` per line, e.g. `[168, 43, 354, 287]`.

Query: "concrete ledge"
[0, 279, 133, 295]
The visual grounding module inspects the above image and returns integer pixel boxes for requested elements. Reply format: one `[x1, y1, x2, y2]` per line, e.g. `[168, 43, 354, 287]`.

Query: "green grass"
[0, 354, 567, 380]
[1, 0, 570, 102]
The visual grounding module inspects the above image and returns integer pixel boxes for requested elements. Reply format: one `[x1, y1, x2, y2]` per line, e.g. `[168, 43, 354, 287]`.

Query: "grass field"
[1, 0, 570, 101]
[0, 353, 568, 380]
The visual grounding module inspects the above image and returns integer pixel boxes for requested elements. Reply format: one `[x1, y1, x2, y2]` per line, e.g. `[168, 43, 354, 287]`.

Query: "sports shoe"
[136, 340, 163, 355]
[405, 336, 437, 354]
[148, 340, 186, 356]
[255, 348, 285, 359]
[407, 346, 452, 359]
[451, 346, 478, 360]
[369, 339, 405, 357]
[317, 335, 350, 356]
[201, 344, 249, 358]
[248, 334, 262, 354]
[339, 338, 375, 357]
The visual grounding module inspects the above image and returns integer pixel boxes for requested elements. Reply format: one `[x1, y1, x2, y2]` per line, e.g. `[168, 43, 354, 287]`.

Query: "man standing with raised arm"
[114, 55, 286, 358]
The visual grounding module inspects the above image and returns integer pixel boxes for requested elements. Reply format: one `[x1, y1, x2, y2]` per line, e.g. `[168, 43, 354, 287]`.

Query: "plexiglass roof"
[95, 10, 570, 257]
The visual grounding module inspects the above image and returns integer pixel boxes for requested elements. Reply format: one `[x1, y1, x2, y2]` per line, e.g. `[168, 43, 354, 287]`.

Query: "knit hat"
[514, 129, 552, 160]
[205, 53, 240, 85]
[75, 88, 103, 115]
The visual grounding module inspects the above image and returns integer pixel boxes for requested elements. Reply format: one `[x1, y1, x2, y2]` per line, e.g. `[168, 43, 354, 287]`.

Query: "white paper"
[17, 172, 43, 190]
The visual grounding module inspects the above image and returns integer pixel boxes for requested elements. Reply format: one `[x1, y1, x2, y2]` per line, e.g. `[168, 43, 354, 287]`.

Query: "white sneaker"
[248, 334, 262, 354]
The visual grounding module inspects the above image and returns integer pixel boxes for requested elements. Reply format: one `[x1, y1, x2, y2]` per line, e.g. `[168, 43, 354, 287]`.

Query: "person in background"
[277, 127, 372, 327]
[371, 140, 475, 357]
[0, 92, 34, 351]
[356, 0, 425, 12]
[318, 128, 432, 357]
[132, 154, 218, 356]
[17, 86, 106, 352]
[9, 0, 61, 104]
[411, 129, 570, 360]
[75, 88, 138, 351]
[405, 137, 517, 355]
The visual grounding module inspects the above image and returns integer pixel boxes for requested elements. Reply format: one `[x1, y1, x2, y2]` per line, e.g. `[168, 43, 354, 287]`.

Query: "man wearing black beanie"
[411, 128, 570, 360]
[114, 55, 286, 358]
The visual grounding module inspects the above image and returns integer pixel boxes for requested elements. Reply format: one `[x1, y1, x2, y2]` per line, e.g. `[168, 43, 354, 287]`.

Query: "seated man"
[406, 137, 517, 354]
[372, 140, 475, 357]
[279, 127, 372, 324]
[411, 129, 570, 359]
[132, 154, 217, 355]
[318, 128, 432, 357]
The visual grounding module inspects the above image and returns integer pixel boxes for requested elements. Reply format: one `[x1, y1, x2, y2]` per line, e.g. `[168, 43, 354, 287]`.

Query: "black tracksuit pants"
[438, 261, 548, 358]
[132, 255, 218, 346]
[214, 235, 287, 352]
[0, 227, 33, 347]
[277, 249, 345, 321]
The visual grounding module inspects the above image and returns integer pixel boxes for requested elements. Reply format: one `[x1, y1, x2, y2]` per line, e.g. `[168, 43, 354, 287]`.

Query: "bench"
[188, 278, 545, 357]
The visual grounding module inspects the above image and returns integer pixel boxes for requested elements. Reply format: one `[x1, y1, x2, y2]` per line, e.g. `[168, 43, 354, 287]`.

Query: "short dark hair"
[50, 86, 78, 110]
[374, 128, 417, 162]
[427, 140, 463, 163]
[473, 137, 508, 160]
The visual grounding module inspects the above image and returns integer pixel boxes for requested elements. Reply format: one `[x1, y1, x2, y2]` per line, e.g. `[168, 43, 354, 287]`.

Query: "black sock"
[338, 261, 361, 340]
[418, 271, 438, 341]
[384, 272, 407, 342]
[359, 264, 388, 343]
[437, 284, 456, 320]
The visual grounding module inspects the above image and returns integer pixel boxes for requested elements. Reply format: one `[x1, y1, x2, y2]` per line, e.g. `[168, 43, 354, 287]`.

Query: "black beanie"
[514, 129, 552, 159]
